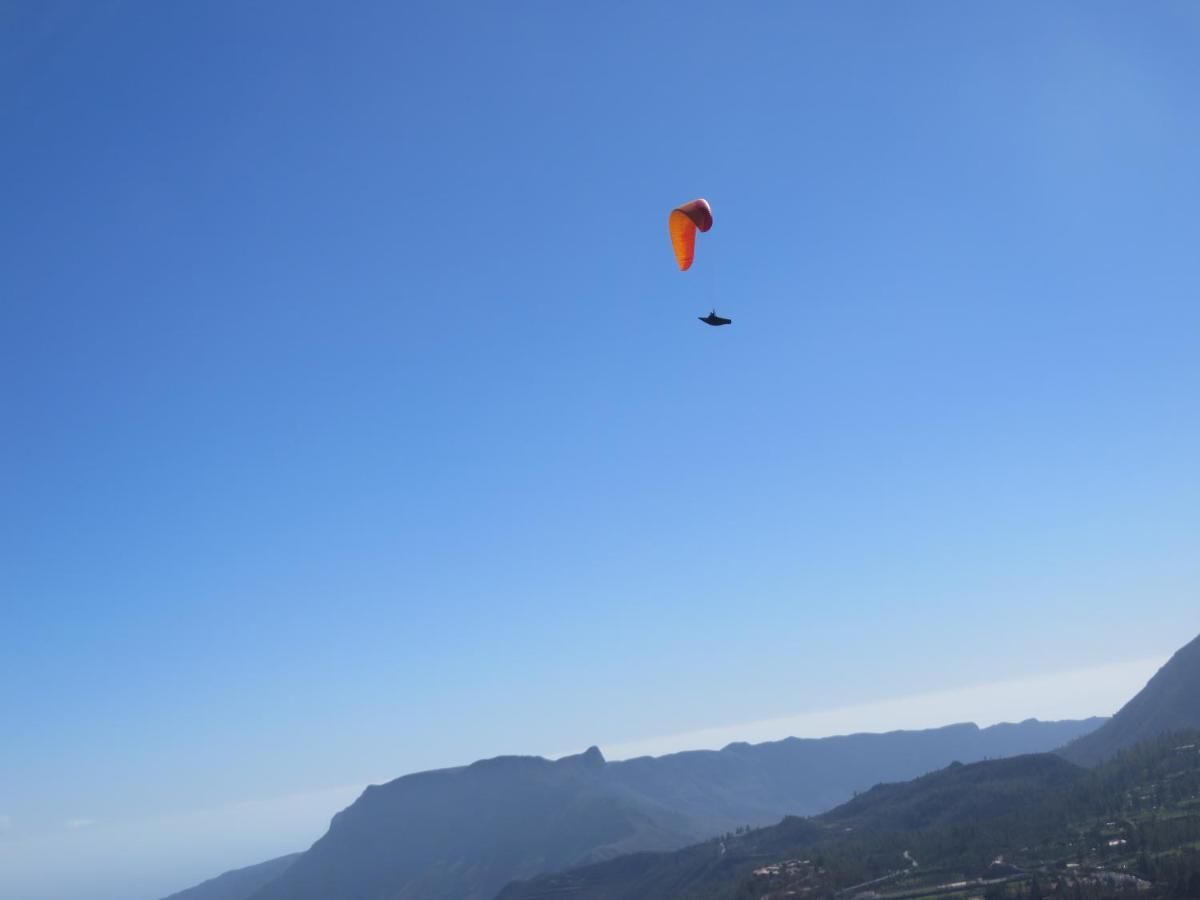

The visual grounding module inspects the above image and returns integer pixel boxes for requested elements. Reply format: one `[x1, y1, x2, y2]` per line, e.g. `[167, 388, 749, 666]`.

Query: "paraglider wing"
[669, 198, 713, 271]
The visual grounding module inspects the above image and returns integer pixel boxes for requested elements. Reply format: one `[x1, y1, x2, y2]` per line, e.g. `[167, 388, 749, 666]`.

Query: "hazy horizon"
[0, 651, 1171, 900]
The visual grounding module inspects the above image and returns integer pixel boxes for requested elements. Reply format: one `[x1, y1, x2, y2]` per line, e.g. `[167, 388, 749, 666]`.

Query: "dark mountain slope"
[825, 752, 1083, 833]
[158, 854, 300, 900]
[1062, 632, 1200, 766]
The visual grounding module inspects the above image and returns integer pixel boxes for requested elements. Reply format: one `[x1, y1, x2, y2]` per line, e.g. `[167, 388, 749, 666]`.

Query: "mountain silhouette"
[233, 718, 1098, 900]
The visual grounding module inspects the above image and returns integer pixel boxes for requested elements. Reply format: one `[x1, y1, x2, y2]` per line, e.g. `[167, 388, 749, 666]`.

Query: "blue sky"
[3, 2, 1199, 898]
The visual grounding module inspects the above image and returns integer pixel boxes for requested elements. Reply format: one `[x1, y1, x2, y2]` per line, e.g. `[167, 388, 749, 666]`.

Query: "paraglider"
[699, 310, 731, 326]
[669, 198, 730, 325]
[669, 199, 713, 272]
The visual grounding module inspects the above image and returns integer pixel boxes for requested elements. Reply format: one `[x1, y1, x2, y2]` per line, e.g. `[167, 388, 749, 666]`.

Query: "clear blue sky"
[3, 2, 1199, 898]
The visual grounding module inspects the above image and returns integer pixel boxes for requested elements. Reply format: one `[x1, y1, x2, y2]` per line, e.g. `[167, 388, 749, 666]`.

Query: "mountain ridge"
[159, 630, 1200, 900]
[224, 717, 1099, 900]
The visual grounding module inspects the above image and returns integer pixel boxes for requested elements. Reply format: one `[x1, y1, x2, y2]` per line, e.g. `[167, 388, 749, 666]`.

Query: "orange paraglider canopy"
[669, 198, 713, 271]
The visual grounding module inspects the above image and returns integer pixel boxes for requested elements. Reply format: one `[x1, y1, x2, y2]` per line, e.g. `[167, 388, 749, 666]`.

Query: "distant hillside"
[247, 747, 694, 900]
[236, 718, 1100, 900]
[158, 854, 299, 900]
[1062, 632, 1200, 766]
[610, 717, 1103, 828]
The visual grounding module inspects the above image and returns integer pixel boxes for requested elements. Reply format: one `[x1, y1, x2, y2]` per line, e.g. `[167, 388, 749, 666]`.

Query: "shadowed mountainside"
[1061, 632, 1200, 766]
